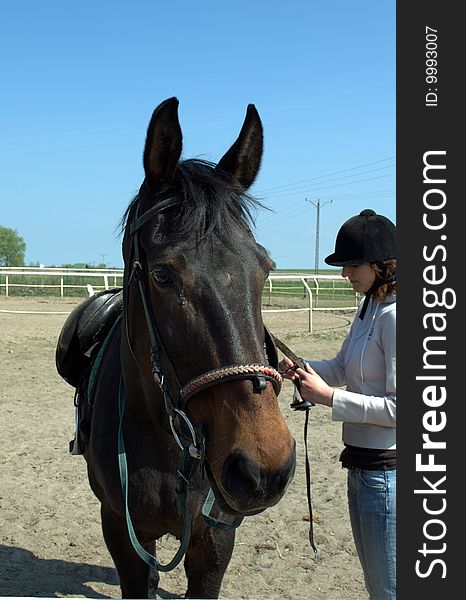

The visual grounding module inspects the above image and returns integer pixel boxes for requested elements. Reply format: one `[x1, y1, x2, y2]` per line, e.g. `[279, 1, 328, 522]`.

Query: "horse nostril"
[221, 450, 262, 499]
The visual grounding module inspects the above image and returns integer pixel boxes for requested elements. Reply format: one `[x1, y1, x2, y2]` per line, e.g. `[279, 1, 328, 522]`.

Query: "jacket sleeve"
[331, 309, 396, 427]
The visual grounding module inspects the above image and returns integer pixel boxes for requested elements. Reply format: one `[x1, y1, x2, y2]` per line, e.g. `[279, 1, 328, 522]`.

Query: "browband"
[130, 196, 181, 236]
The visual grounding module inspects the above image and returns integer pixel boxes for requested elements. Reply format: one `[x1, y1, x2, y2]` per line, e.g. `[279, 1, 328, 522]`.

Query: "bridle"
[125, 191, 283, 455]
[117, 190, 283, 572]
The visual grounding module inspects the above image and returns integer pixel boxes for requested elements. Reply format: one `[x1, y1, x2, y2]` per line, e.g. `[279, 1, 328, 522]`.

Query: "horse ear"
[143, 97, 182, 190]
[216, 104, 263, 190]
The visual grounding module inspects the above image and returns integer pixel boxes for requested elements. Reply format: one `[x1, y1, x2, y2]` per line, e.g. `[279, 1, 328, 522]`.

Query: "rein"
[117, 377, 200, 572]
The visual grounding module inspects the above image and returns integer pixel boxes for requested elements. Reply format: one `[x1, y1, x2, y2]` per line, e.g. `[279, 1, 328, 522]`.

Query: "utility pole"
[100, 253, 107, 267]
[305, 198, 333, 274]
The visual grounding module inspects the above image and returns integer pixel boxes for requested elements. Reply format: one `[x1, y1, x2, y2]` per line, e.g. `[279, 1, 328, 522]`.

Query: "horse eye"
[151, 268, 174, 286]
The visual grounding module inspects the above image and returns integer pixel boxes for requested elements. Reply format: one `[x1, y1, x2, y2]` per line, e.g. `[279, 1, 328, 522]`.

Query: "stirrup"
[69, 435, 85, 455]
[69, 400, 85, 455]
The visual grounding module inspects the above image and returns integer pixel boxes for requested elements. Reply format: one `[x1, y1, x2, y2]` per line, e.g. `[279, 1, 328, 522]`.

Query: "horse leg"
[101, 501, 156, 599]
[147, 564, 160, 599]
[184, 527, 235, 599]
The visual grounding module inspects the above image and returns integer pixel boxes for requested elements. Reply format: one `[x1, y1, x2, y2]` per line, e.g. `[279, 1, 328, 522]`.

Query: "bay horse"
[83, 98, 296, 598]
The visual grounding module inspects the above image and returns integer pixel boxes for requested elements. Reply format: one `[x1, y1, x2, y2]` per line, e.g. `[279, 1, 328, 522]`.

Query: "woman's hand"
[294, 363, 334, 407]
[278, 356, 298, 380]
[279, 357, 333, 407]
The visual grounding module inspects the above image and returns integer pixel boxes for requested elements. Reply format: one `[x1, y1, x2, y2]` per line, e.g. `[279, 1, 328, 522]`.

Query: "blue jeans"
[347, 468, 396, 600]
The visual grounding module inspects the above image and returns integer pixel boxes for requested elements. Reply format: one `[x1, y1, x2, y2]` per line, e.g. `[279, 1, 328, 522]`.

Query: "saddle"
[56, 288, 123, 454]
[56, 287, 123, 388]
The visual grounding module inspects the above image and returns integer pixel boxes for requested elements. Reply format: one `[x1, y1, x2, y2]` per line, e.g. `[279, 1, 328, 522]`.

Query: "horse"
[77, 98, 296, 598]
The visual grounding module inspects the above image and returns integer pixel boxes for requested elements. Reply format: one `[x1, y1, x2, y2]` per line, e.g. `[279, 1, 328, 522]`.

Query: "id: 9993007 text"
[425, 26, 438, 107]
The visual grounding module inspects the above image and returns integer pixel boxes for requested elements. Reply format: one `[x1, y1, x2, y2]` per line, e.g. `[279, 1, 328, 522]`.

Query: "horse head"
[121, 97, 295, 517]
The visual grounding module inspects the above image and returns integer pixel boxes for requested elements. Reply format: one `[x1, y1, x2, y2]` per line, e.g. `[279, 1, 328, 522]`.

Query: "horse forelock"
[121, 159, 266, 247]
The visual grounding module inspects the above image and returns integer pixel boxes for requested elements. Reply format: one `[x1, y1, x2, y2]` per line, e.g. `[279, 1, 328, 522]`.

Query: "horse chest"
[128, 468, 200, 537]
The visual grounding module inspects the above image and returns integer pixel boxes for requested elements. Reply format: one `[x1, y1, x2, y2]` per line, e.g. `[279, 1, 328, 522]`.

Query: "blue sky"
[0, 1, 395, 269]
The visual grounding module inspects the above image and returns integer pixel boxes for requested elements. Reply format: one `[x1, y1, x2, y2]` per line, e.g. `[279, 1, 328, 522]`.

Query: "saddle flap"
[56, 288, 123, 387]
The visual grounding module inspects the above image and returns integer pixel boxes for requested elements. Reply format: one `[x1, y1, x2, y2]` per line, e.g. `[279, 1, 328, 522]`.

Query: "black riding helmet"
[325, 209, 396, 267]
[325, 209, 396, 318]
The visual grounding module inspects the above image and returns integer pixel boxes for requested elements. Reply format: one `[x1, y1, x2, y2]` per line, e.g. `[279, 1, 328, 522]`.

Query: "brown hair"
[371, 259, 396, 301]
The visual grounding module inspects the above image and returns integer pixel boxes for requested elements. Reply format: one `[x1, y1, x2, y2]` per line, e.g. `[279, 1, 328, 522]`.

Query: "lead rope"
[274, 335, 321, 564]
[303, 406, 320, 563]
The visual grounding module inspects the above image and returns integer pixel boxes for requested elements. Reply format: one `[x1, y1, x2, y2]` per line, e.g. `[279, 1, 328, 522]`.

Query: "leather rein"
[271, 334, 321, 563]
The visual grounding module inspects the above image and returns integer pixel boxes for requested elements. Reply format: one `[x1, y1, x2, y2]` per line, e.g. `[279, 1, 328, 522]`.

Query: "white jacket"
[308, 295, 396, 449]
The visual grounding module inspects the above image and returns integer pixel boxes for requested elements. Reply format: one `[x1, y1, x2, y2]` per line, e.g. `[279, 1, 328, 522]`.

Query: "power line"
[263, 167, 395, 200]
[257, 188, 395, 230]
[261, 172, 395, 202]
[257, 174, 394, 228]
[255, 156, 395, 195]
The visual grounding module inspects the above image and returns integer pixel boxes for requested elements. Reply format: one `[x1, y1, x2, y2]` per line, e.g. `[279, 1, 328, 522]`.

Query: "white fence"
[264, 274, 359, 332]
[0, 266, 124, 297]
[0, 268, 359, 333]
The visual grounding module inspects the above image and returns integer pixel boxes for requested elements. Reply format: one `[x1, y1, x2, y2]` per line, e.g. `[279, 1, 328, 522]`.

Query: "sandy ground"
[0, 296, 367, 599]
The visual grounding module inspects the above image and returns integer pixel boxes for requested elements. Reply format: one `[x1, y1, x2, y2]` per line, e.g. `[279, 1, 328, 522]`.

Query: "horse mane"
[121, 159, 266, 244]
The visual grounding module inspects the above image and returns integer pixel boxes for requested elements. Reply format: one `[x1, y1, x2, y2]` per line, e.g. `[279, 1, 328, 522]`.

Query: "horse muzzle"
[210, 443, 296, 515]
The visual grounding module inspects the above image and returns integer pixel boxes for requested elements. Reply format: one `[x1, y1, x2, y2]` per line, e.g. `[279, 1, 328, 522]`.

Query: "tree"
[0, 226, 26, 266]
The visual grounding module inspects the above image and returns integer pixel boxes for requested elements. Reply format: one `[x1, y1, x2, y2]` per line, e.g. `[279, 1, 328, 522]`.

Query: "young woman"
[280, 209, 396, 600]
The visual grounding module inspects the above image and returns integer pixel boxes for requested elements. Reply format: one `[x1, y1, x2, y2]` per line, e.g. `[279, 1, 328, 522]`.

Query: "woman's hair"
[372, 259, 396, 301]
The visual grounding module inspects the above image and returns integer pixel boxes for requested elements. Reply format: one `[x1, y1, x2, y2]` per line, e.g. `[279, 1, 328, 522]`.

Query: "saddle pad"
[56, 288, 123, 387]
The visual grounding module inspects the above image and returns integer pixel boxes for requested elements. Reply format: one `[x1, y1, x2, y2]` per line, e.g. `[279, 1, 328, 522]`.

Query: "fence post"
[309, 293, 313, 333]
[5, 275, 9, 297]
[268, 277, 272, 305]
[104, 274, 109, 290]
[312, 277, 319, 308]
[60, 277, 64, 298]
[301, 278, 313, 333]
